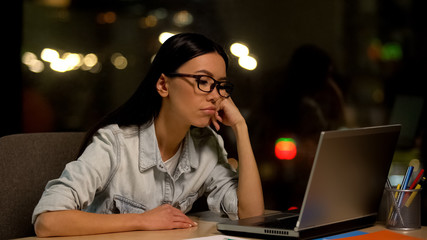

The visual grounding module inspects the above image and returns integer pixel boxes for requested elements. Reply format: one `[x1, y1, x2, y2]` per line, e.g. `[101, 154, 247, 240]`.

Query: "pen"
[401, 169, 424, 206]
[402, 166, 414, 188]
[408, 169, 424, 189]
[394, 184, 401, 198]
[403, 177, 425, 208]
[397, 166, 413, 207]
[404, 184, 421, 207]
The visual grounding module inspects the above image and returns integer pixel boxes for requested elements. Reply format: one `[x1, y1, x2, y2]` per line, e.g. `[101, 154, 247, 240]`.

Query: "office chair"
[0, 132, 85, 239]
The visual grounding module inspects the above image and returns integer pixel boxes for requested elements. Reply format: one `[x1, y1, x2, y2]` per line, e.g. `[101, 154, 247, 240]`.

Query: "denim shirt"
[32, 123, 239, 223]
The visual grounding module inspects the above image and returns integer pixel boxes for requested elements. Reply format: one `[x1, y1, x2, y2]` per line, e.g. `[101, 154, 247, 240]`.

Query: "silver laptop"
[217, 124, 401, 239]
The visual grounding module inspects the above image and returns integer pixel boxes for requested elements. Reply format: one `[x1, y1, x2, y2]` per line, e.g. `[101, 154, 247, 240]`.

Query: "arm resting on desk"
[34, 204, 197, 237]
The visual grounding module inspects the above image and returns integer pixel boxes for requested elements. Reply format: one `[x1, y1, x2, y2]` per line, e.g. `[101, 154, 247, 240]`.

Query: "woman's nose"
[206, 87, 221, 102]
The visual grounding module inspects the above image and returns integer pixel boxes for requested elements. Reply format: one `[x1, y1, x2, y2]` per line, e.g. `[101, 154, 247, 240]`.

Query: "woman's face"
[162, 52, 227, 128]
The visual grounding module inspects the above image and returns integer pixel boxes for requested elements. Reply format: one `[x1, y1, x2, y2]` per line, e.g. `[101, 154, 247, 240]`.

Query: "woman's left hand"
[211, 98, 245, 131]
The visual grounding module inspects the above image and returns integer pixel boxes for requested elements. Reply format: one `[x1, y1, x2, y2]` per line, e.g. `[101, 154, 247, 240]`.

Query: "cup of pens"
[385, 187, 422, 230]
[385, 166, 424, 230]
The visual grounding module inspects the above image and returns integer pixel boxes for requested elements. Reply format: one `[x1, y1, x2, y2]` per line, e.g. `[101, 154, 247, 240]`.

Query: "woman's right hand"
[138, 204, 197, 230]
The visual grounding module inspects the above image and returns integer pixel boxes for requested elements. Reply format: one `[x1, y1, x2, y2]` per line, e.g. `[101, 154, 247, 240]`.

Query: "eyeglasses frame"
[165, 72, 234, 98]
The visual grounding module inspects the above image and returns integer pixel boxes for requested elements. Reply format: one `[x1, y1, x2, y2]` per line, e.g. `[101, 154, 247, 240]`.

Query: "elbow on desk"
[34, 212, 57, 237]
[238, 206, 265, 219]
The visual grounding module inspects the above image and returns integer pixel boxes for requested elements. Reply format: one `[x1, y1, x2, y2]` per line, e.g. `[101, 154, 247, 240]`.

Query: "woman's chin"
[192, 119, 212, 128]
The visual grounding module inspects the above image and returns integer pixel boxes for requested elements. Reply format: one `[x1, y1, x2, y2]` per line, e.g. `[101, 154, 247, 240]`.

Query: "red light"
[288, 206, 298, 211]
[275, 138, 297, 160]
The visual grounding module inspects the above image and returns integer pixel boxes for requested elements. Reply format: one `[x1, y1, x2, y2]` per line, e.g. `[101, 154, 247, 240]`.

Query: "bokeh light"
[275, 138, 297, 160]
[230, 43, 249, 57]
[111, 53, 128, 70]
[238, 55, 257, 71]
[173, 10, 193, 27]
[159, 32, 176, 44]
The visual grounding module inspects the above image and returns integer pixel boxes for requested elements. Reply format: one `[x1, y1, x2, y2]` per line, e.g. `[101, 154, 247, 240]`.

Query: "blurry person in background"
[251, 44, 347, 210]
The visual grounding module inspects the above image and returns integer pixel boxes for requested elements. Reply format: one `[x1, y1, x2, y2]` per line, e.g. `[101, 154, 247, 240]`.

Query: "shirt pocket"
[177, 192, 200, 213]
[111, 195, 147, 214]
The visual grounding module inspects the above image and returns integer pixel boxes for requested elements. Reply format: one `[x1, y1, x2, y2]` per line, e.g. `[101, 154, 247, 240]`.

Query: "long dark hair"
[79, 33, 228, 155]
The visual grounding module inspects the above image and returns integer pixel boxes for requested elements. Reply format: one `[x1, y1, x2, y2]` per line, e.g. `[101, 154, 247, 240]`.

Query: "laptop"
[217, 124, 401, 239]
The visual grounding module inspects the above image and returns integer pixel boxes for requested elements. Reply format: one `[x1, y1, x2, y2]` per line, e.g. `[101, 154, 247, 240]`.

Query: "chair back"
[0, 132, 85, 239]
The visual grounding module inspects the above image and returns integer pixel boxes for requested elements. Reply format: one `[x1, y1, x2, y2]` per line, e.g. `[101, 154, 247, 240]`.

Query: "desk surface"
[15, 212, 427, 240]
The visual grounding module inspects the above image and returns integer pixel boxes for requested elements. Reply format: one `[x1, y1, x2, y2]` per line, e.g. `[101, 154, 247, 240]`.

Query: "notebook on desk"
[217, 124, 401, 239]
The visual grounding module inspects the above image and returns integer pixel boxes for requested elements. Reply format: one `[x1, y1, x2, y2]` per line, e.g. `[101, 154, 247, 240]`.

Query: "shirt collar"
[138, 122, 199, 173]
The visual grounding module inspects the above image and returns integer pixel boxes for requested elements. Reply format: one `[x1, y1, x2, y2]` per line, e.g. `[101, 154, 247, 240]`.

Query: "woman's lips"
[201, 108, 217, 115]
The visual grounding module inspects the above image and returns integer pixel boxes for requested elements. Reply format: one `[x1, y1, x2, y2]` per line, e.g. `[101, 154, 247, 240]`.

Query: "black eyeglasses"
[165, 73, 234, 98]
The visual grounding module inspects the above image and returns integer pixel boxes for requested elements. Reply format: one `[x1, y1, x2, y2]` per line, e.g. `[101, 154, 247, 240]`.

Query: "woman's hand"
[138, 204, 197, 230]
[211, 97, 245, 131]
[35, 205, 197, 237]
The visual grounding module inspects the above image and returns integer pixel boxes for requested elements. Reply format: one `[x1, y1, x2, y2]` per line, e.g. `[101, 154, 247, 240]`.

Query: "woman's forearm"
[232, 121, 264, 219]
[34, 204, 196, 237]
[34, 210, 142, 237]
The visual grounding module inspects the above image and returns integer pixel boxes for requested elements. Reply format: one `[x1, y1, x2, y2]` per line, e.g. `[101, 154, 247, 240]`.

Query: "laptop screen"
[296, 125, 401, 230]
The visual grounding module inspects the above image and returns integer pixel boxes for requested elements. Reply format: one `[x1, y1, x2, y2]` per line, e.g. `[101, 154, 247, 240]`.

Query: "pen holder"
[385, 187, 422, 230]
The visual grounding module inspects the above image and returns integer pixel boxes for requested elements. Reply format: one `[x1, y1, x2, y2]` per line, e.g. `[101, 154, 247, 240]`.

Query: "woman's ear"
[156, 74, 169, 97]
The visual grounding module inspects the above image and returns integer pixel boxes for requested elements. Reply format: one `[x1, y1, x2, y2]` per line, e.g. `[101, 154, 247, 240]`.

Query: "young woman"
[32, 33, 264, 237]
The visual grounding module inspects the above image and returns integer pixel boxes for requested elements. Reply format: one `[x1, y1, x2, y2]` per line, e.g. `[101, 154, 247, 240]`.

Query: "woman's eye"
[198, 77, 210, 86]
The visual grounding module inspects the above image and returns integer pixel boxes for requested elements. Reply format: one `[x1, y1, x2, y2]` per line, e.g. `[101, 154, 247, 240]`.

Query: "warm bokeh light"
[41, 48, 60, 63]
[111, 53, 128, 70]
[238, 55, 257, 70]
[22, 51, 45, 73]
[173, 10, 193, 27]
[159, 32, 176, 44]
[83, 53, 98, 68]
[97, 11, 117, 24]
[37, 48, 100, 73]
[230, 43, 249, 57]
[48, 52, 81, 72]
[275, 138, 297, 160]
[63, 53, 82, 70]
[139, 15, 158, 28]
[22, 52, 37, 65]
[49, 59, 68, 72]
[28, 60, 45, 73]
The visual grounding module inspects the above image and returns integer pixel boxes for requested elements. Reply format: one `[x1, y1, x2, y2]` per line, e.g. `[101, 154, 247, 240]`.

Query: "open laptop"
[217, 124, 401, 239]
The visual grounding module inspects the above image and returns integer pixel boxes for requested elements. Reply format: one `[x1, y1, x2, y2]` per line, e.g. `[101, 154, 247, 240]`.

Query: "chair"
[0, 132, 85, 239]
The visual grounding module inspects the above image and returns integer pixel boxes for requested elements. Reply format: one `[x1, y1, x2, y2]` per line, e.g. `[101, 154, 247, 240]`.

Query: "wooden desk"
[15, 213, 228, 240]
[14, 212, 427, 240]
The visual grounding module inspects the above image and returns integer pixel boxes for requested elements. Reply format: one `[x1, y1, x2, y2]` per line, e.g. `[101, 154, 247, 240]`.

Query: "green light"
[381, 42, 402, 61]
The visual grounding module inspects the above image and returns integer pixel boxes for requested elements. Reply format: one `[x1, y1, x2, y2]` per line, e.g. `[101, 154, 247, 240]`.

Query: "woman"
[33, 33, 264, 237]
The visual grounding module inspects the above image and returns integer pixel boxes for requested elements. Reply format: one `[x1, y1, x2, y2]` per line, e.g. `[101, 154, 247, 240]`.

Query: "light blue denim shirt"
[32, 123, 239, 223]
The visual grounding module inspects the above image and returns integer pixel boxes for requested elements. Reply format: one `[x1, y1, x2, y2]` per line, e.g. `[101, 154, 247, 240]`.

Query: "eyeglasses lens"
[197, 76, 233, 98]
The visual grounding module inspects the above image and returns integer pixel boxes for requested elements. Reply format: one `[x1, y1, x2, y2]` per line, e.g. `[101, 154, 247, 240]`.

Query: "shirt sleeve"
[32, 127, 120, 223]
[203, 131, 239, 220]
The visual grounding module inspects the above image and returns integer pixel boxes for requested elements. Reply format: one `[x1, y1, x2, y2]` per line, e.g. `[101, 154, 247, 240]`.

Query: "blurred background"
[2, 0, 426, 223]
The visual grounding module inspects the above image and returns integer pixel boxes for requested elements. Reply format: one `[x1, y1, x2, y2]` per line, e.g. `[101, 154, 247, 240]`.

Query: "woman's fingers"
[215, 98, 243, 128]
[211, 114, 221, 131]
[172, 213, 197, 228]
[139, 204, 197, 230]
